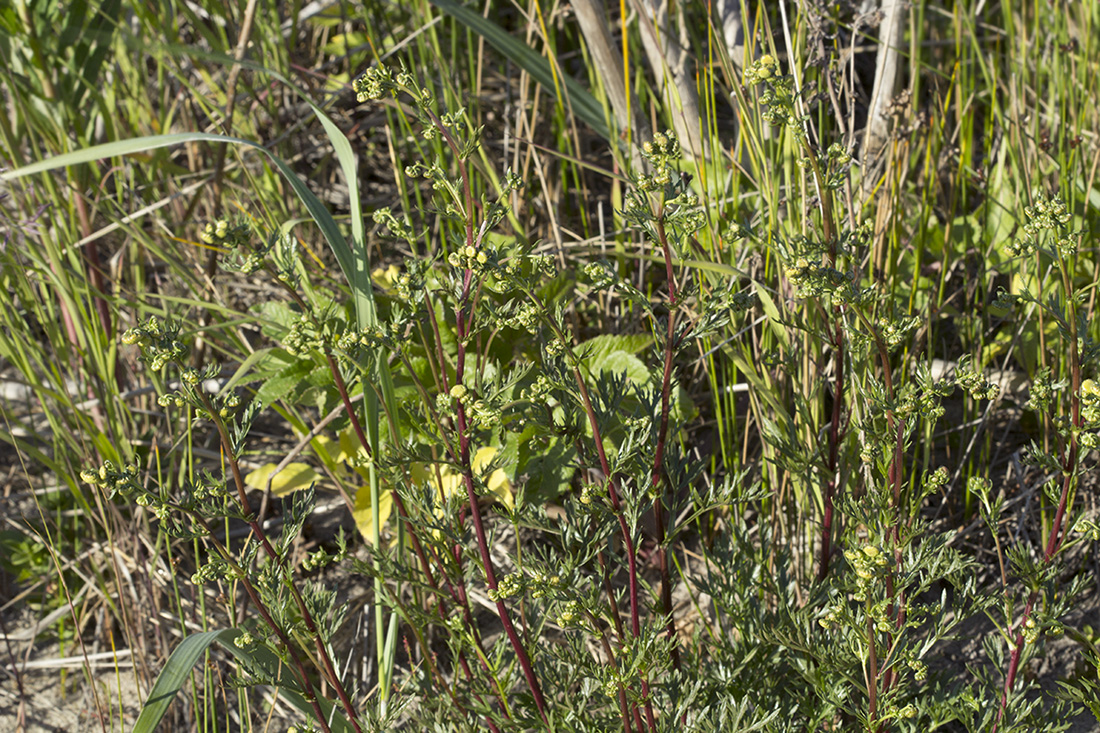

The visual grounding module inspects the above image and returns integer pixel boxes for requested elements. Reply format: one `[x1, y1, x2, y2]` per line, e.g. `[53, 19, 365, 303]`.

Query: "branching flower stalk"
[513, 280, 658, 731]
[84, 457, 342, 733]
[744, 53, 849, 582]
[353, 66, 549, 722]
[321, 334, 504, 729]
[993, 216, 1085, 731]
[198, 393, 366, 733]
[744, 54, 927, 726]
[648, 164, 684, 674]
[847, 304, 911, 728]
[193, 524, 338, 733]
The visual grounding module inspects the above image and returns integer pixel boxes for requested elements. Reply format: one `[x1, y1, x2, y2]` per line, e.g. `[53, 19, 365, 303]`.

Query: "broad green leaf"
[596, 350, 650, 385]
[409, 446, 514, 511]
[506, 427, 577, 507]
[254, 359, 327, 409]
[573, 333, 652, 365]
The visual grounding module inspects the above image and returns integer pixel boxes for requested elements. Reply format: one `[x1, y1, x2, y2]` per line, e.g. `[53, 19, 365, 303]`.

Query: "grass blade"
[428, 0, 611, 141]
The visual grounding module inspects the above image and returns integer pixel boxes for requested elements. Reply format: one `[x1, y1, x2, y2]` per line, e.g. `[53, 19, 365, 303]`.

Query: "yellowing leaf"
[371, 264, 401, 293]
[244, 462, 321, 496]
[410, 446, 514, 511]
[352, 486, 393, 546]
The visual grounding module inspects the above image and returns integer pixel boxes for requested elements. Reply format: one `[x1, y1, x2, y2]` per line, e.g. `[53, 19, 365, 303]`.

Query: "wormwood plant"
[64, 49, 1098, 731]
[73, 64, 753, 731]
[4, 2, 1099, 731]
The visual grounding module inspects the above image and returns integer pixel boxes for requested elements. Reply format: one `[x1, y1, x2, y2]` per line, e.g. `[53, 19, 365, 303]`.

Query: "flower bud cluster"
[845, 544, 889, 601]
[190, 560, 232, 585]
[338, 317, 411, 355]
[1080, 378, 1100, 449]
[506, 302, 541, 334]
[158, 390, 187, 409]
[372, 207, 415, 244]
[1008, 195, 1072, 257]
[1027, 367, 1055, 411]
[579, 481, 603, 505]
[544, 336, 568, 358]
[394, 268, 424, 304]
[881, 316, 919, 349]
[954, 356, 1000, 401]
[818, 605, 840, 629]
[199, 219, 250, 248]
[467, 398, 502, 430]
[744, 56, 808, 142]
[639, 130, 680, 174]
[967, 476, 993, 511]
[922, 466, 949, 494]
[122, 317, 187, 371]
[785, 256, 851, 299]
[447, 244, 493, 272]
[860, 440, 880, 466]
[1022, 614, 1040, 645]
[487, 571, 525, 601]
[822, 143, 853, 190]
[80, 460, 140, 500]
[523, 375, 556, 405]
[301, 546, 341, 572]
[743, 54, 779, 85]
[501, 252, 556, 280]
[215, 392, 242, 420]
[448, 383, 471, 406]
[199, 218, 263, 275]
[186, 479, 227, 503]
[284, 314, 326, 356]
[1074, 519, 1100, 541]
[584, 261, 615, 289]
[556, 600, 581, 628]
[723, 224, 751, 243]
[528, 570, 564, 598]
[352, 65, 412, 102]
[1081, 379, 1100, 424]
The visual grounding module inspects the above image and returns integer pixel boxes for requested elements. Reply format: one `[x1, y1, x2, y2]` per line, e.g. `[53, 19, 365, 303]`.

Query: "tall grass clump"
[0, 1, 1098, 732]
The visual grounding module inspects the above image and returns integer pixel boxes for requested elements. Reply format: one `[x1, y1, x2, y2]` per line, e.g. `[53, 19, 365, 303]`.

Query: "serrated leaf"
[251, 300, 300, 334]
[254, 359, 328, 408]
[596, 350, 650, 384]
[573, 333, 652, 365]
[516, 433, 577, 507]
